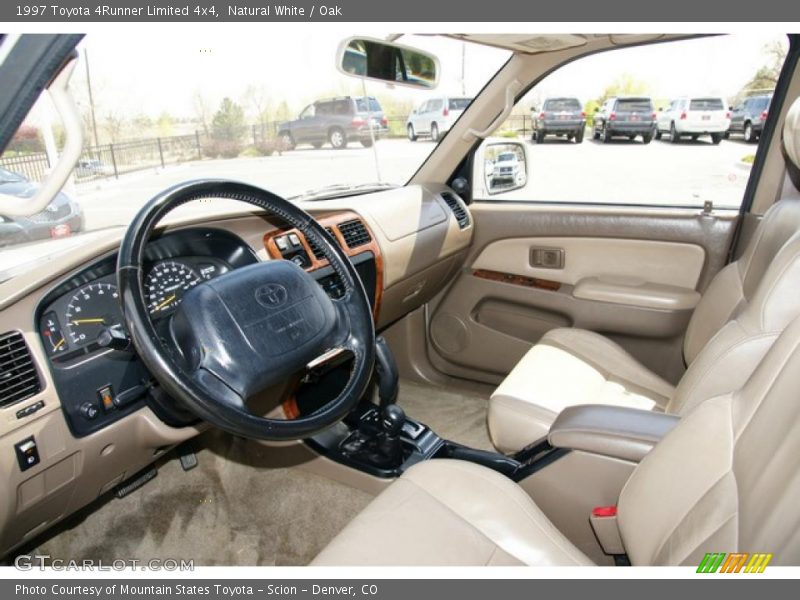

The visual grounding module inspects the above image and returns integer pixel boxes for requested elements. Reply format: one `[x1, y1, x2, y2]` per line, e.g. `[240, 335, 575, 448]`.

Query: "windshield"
[0, 33, 509, 255]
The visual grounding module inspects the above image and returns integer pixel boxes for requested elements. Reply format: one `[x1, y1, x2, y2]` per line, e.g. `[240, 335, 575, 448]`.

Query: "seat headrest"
[785, 96, 800, 172]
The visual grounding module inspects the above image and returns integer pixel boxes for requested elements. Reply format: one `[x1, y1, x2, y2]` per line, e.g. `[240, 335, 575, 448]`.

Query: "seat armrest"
[548, 405, 680, 462]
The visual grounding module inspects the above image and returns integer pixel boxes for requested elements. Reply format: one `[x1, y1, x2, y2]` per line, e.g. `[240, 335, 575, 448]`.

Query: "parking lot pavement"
[521, 135, 751, 208]
[72, 135, 753, 232]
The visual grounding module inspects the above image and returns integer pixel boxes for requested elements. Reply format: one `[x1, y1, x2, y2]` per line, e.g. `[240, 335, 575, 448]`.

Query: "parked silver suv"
[406, 96, 472, 142]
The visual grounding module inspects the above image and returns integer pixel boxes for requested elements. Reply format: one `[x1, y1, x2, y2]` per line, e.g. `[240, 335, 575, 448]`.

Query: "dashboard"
[0, 185, 473, 559]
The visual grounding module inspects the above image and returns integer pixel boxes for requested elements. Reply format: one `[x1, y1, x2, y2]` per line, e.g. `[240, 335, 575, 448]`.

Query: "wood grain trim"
[263, 211, 384, 322]
[473, 269, 561, 291]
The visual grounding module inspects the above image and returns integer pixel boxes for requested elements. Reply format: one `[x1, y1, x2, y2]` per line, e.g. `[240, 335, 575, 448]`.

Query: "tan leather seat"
[488, 97, 800, 453]
[314, 315, 800, 566]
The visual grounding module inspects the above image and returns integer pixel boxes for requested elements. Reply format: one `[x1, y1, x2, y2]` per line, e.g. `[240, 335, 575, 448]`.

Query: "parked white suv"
[406, 96, 472, 142]
[655, 96, 730, 144]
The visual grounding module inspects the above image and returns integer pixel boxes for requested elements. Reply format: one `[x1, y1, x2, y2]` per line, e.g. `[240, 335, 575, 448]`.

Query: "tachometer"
[65, 283, 122, 346]
[145, 260, 202, 316]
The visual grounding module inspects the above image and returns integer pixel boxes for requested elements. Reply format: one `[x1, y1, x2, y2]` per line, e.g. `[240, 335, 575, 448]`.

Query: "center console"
[305, 334, 570, 482]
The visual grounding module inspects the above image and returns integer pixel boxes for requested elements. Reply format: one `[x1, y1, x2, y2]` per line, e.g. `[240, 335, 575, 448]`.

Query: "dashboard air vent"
[338, 219, 372, 249]
[0, 331, 42, 408]
[441, 192, 470, 229]
[306, 227, 337, 260]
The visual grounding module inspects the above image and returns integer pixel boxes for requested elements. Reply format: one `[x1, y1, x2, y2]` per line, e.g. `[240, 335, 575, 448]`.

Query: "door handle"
[530, 247, 565, 269]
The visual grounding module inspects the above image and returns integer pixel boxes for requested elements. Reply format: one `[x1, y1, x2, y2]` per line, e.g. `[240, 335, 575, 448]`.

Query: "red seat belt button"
[592, 505, 617, 518]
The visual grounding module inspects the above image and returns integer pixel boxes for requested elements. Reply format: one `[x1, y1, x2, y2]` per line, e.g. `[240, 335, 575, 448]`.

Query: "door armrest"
[548, 405, 680, 463]
[573, 276, 700, 310]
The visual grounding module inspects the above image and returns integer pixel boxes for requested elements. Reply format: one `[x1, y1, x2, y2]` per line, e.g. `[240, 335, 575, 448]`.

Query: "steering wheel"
[117, 180, 375, 440]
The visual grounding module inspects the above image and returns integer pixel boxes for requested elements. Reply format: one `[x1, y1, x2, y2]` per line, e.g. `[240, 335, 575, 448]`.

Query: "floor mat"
[31, 431, 372, 566]
[396, 378, 493, 451]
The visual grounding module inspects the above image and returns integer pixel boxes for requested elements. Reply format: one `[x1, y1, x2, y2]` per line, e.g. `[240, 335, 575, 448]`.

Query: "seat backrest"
[618, 314, 800, 566]
[667, 227, 800, 415]
[682, 96, 800, 366]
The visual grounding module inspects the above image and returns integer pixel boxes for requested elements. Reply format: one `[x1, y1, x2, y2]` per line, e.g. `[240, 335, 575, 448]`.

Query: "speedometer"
[65, 283, 122, 346]
[145, 260, 202, 316]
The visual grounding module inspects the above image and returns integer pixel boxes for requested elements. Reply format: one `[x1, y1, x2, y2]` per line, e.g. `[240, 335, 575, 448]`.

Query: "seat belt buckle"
[590, 506, 625, 556]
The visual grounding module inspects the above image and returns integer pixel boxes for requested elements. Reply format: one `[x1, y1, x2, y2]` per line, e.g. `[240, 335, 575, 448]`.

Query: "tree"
[211, 97, 245, 142]
[156, 112, 174, 137]
[274, 100, 292, 123]
[740, 40, 787, 95]
[243, 84, 272, 128]
[597, 73, 651, 104]
[192, 90, 213, 135]
[102, 111, 126, 143]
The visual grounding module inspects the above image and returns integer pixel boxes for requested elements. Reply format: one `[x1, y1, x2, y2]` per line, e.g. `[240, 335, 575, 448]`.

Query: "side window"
[473, 34, 788, 209]
[299, 104, 315, 119]
[430, 99, 443, 112]
[316, 102, 332, 116]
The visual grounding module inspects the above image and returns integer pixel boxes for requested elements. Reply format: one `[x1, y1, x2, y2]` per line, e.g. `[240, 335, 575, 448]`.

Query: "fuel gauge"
[40, 311, 69, 358]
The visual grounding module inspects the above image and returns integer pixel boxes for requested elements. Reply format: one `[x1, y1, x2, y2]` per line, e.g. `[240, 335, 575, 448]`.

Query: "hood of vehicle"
[0, 179, 38, 199]
[0, 180, 72, 217]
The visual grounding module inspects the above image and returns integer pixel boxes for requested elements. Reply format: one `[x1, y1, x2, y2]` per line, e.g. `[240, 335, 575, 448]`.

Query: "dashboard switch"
[288, 233, 302, 247]
[16, 400, 45, 420]
[81, 402, 100, 420]
[97, 385, 116, 412]
[15, 436, 40, 472]
[114, 384, 147, 408]
[275, 236, 289, 252]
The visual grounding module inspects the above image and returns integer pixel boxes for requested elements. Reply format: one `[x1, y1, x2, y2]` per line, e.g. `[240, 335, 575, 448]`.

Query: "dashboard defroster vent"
[441, 192, 470, 229]
[338, 219, 372, 249]
[0, 331, 42, 408]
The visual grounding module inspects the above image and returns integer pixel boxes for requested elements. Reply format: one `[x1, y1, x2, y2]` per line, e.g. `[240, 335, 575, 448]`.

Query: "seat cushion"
[488, 328, 675, 453]
[312, 459, 593, 566]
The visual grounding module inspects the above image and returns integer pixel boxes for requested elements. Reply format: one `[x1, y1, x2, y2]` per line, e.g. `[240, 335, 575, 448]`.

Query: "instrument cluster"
[39, 257, 229, 363]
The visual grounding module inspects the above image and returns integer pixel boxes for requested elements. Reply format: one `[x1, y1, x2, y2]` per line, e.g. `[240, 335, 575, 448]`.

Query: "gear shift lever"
[377, 404, 405, 465]
[375, 336, 399, 407]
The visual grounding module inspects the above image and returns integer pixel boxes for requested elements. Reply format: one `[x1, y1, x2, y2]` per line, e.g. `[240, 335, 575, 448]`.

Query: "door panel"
[426, 203, 738, 386]
[472, 236, 706, 288]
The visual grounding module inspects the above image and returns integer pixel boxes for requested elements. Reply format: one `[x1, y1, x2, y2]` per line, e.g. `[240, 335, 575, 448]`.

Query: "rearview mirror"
[474, 140, 529, 196]
[337, 37, 439, 90]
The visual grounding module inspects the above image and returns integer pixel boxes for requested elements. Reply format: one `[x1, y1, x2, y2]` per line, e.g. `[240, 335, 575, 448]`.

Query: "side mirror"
[729, 106, 734, 111]
[474, 139, 529, 197]
[594, 106, 600, 113]
[337, 37, 439, 90]
[658, 107, 664, 112]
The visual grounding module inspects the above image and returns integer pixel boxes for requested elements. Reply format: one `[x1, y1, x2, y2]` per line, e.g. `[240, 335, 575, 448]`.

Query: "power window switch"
[15, 436, 40, 472]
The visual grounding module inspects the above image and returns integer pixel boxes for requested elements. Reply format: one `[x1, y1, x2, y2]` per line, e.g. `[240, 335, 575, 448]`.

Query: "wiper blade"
[288, 182, 396, 202]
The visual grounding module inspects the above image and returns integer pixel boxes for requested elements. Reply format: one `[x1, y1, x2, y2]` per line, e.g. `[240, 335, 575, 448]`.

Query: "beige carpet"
[29, 378, 492, 566]
[32, 431, 372, 566]
[396, 378, 494, 451]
